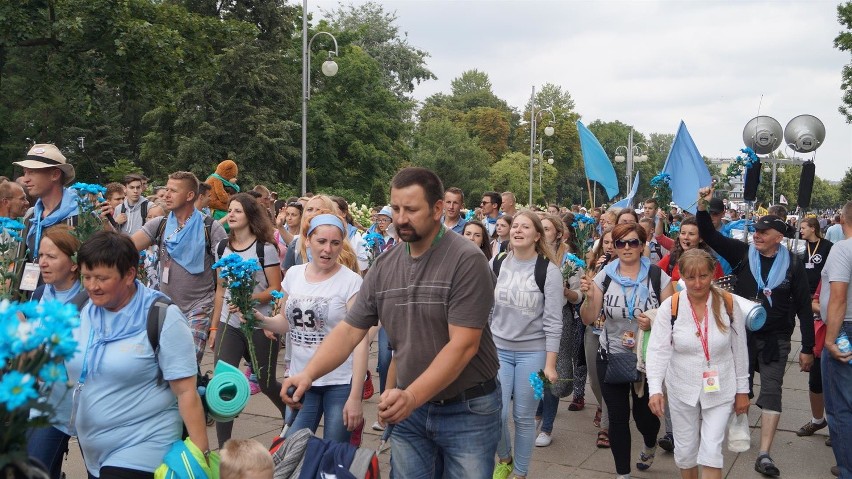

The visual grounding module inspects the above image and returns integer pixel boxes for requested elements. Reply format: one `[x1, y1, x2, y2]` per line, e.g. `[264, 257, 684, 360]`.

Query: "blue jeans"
[535, 388, 559, 434]
[823, 322, 852, 478]
[378, 327, 392, 393]
[496, 349, 546, 476]
[390, 386, 501, 479]
[26, 426, 70, 479]
[286, 383, 353, 443]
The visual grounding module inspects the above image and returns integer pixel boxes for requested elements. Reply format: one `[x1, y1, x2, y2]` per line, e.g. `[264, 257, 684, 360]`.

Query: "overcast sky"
[310, 0, 852, 181]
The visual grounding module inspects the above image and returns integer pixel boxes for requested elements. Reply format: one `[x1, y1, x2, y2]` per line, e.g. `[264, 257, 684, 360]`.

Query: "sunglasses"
[286, 202, 303, 211]
[481, 201, 491, 205]
[614, 238, 643, 249]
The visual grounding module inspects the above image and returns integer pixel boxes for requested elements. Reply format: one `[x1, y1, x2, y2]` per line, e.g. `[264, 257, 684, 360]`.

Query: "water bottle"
[836, 331, 852, 365]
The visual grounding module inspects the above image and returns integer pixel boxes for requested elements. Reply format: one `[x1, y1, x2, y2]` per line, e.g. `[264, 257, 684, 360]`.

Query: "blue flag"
[662, 121, 712, 213]
[577, 121, 619, 200]
[612, 172, 640, 209]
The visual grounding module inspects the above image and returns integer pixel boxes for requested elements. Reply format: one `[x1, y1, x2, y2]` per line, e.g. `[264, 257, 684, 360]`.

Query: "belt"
[428, 377, 497, 406]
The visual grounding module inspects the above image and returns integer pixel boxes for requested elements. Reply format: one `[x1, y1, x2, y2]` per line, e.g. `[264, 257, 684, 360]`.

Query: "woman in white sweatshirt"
[646, 249, 750, 479]
[490, 211, 563, 479]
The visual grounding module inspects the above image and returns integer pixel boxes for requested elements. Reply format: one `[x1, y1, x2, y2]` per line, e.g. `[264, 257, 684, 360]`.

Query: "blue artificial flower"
[38, 362, 68, 384]
[0, 371, 38, 412]
[563, 253, 586, 269]
[270, 290, 284, 300]
[529, 372, 545, 401]
[650, 173, 672, 187]
[669, 224, 681, 234]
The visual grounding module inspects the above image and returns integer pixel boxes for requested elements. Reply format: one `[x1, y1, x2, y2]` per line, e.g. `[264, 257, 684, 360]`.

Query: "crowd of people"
[7, 143, 852, 479]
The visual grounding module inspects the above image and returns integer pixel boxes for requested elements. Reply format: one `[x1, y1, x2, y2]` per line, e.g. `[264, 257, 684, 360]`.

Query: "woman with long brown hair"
[210, 192, 284, 448]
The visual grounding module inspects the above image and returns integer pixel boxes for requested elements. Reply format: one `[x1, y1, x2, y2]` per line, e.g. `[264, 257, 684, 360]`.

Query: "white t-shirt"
[281, 264, 362, 386]
[217, 240, 281, 328]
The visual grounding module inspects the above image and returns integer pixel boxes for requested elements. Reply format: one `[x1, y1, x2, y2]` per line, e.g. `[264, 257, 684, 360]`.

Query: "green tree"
[411, 118, 491, 207]
[835, 2, 852, 122]
[462, 107, 511, 161]
[489, 151, 557, 206]
[839, 166, 852, 203]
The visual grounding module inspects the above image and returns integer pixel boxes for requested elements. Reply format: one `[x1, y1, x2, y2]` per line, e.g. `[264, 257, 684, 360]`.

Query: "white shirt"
[646, 292, 750, 408]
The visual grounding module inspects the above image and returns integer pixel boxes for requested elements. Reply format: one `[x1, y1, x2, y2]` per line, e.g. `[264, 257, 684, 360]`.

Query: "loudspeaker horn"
[742, 116, 783, 155]
[784, 114, 825, 153]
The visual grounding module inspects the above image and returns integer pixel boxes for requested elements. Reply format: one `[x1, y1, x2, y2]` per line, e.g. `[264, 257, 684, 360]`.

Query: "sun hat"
[378, 206, 393, 219]
[14, 144, 76, 185]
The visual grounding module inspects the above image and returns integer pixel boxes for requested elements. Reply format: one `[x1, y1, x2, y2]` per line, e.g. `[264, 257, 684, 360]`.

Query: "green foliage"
[412, 118, 491, 208]
[839, 166, 852, 203]
[103, 159, 144, 183]
[835, 2, 852, 122]
[489, 152, 557, 206]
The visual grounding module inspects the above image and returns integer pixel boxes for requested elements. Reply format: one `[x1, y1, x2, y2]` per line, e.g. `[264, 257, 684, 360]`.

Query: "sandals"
[593, 407, 602, 428]
[596, 430, 610, 448]
[754, 454, 780, 477]
[568, 397, 585, 411]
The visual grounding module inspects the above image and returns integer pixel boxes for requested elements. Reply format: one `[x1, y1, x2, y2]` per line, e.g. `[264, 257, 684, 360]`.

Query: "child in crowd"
[220, 439, 274, 479]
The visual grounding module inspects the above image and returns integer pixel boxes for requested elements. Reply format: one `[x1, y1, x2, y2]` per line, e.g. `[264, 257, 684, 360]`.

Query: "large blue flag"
[662, 121, 712, 213]
[611, 172, 640, 209]
[577, 121, 619, 200]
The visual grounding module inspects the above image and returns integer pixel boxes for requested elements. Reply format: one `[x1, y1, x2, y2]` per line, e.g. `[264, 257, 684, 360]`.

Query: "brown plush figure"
[206, 159, 240, 223]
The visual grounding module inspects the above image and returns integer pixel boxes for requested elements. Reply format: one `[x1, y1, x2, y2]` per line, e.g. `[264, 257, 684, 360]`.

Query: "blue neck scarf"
[28, 188, 79, 256]
[163, 210, 206, 274]
[748, 244, 789, 307]
[604, 257, 652, 319]
[82, 280, 165, 376]
[41, 280, 83, 305]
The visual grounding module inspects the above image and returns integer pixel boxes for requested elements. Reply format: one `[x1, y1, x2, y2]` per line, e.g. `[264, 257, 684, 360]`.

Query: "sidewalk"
[61, 327, 837, 478]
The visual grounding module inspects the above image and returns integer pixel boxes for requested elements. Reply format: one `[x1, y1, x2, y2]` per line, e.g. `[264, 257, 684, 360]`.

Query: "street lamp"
[301, 6, 339, 196]
[613, 128, 648, 204]
[535, 149, 554, 193]
[528, 86, 556, 205]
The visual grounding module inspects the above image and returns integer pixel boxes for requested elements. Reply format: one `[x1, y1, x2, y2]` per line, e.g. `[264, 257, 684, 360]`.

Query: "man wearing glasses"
[480, 191, 502, 236]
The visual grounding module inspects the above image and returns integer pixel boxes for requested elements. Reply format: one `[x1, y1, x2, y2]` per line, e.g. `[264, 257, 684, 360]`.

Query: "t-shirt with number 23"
[281, 264, 362, 386]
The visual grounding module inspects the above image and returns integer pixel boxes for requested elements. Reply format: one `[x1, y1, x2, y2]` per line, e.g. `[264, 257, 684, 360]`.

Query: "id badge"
[161, 261, 170, 284]
[806, 262, 815, 269]
[622, 331, 636, 349]
[703, 367, 720, 393]
[20, 262, 41, 291]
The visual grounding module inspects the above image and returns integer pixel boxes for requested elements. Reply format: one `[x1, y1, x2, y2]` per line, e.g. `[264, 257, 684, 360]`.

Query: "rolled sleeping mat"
[206, 360, 251, 422]
[732, 294, 766, 332]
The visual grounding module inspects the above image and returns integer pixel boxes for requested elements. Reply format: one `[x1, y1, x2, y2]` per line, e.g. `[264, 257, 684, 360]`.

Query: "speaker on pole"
[743, 160, 761, 202]
[797, 161, 816, 209]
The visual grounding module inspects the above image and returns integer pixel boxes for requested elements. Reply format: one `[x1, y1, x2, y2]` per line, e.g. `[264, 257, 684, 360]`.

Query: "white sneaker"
[371, 421, 385, 431]
[535, 432, 552, 447]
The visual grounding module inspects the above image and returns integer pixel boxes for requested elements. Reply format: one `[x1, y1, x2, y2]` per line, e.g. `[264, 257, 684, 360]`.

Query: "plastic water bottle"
[836, 331, 852, 364]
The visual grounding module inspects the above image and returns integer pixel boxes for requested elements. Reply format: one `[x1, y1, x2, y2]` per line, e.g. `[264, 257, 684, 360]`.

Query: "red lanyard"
[689, 299, 710, 367]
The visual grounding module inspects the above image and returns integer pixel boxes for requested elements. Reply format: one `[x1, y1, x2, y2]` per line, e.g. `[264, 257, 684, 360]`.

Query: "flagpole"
[586, 178, 594, 208]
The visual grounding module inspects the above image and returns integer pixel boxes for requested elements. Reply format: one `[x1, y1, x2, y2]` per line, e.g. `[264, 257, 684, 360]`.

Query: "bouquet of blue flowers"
[0, 299, 80, 466]
[212, 253, 263, 374]
[561, 252, 586, 284]
[529, 369, 572, 400]
[0, 217, 26, 299]
[650, 173, 672, 209]
[363, 231, 386, 268]
[70, 182, 107, 244]
[570, 213, 596, 266]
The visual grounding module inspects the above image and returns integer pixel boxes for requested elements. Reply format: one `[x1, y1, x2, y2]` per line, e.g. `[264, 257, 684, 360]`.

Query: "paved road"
[61, 328, 837, 478]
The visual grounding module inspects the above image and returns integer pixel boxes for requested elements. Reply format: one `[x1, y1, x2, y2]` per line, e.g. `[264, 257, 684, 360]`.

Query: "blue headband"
[308, 214, 346, 236]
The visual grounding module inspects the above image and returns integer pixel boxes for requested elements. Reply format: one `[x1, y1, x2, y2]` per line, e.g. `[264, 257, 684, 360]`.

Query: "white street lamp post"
[613, 128, 648, 206]
[528, 86, 556, 205]
[301, 1, 339, 196]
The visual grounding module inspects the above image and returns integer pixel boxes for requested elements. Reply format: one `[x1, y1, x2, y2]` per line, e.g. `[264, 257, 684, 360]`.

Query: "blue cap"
[378, 206, 393, 219]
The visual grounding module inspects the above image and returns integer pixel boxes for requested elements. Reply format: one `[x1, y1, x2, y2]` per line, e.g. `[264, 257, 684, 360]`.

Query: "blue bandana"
[748, 244, 789, 307]
[604, 257, 652, 319]
[163, 210, 206, 274]
[28, 188, 79, 257]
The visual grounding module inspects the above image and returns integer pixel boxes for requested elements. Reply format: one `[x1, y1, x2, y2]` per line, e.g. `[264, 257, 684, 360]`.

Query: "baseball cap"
[753, 215, 787, 234]
[708, 198, 725, 214]
[378, 206, 393, 219]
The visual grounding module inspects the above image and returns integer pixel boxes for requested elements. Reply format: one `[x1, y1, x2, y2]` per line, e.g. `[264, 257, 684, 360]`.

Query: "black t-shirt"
[803, 239, 833, 296]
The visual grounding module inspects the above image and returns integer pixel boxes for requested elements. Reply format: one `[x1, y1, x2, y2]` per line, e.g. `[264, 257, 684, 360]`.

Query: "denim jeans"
[377, 327, 392, 393]
[823, 321, 852, 478]
[535, 388, 559, 434]
[26, 426, 70, 479]
[286, 383, 353, 443]
[390, 386, 501, 479]
[496, 349, 546, 477]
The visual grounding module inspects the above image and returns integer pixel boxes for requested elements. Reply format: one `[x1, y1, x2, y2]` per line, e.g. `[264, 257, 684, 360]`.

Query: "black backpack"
[492, 252, 550, 294]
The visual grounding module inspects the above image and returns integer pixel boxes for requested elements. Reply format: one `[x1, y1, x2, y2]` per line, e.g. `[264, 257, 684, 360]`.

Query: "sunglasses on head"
[614, 238, 643, 249]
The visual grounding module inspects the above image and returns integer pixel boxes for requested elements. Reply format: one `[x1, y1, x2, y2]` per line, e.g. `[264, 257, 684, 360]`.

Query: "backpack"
[30, 285, 89, 309]
[216, 238, 268, 284]
[492, 251, 549, 294]
[670, 290, 734, 327]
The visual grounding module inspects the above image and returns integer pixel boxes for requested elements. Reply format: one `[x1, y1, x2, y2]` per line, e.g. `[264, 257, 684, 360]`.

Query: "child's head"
[220, 439, 273, 479]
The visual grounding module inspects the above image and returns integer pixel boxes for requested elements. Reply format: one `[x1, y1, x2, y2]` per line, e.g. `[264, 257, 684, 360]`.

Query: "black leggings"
[214, 323, 287, 448]
[597, 356, 660, 476]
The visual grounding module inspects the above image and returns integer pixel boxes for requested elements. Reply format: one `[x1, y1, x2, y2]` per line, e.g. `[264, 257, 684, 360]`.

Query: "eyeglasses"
[614, 238, 643, 249]
[377, 217, 391, 224]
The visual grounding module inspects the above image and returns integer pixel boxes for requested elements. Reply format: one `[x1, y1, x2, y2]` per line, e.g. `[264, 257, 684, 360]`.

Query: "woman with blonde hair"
[646, 249, 749, 479]
[491, 211, 563, 479]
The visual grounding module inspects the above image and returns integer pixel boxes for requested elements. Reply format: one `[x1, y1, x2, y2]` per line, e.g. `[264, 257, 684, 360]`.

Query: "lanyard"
[77, 327, 96, 385]
[406, 225, 446, 255]
[689, 299, 710, 367]
[32, 214, 44, 260]
[807, 239, 821, 262]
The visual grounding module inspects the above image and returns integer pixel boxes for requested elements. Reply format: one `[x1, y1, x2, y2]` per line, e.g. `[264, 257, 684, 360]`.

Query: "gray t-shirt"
[489, 254, 563, 353]
[594, 266, 671, 354]
[345, 229, 499, 402]
[141, 216, 228, 314]
[820, 238, 852, 322]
